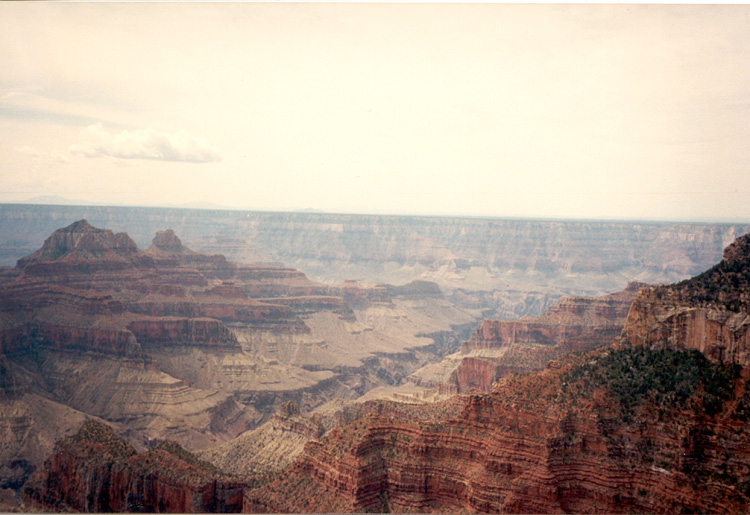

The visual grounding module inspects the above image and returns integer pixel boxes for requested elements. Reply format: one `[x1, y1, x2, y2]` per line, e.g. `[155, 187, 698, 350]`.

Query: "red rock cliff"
[621, 234, 750, 365]
[127, 317, 240, 349]
[414, 283, 644, 395]
[248, 347, 750, 514]
[465, 282, 644, 354]
[24, 420, 244, 513]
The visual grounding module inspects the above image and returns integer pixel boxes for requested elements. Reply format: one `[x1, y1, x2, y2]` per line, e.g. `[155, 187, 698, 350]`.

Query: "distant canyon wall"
[2, 204, 748, 316]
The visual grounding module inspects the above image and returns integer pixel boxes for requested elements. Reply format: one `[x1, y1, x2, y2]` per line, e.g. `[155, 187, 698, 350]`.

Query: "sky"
[2, 3, 750, 222]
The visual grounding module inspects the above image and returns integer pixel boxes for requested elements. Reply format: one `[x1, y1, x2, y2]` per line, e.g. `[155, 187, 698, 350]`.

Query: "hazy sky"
[2, 3, 750, 221]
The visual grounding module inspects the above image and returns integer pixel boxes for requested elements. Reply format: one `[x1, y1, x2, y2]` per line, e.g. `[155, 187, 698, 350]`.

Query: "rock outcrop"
[17, 220, 145, 270]
[247, 346, 750, 514]
[621, 234, 750, 366]
[0, 219, 478, 499]
[0, 220, 341, 494]
[411, 282, 644, 394]
[196, 401, 325, 478]
[243, 233, 750, 514]
[21, 228, 750, 514]
[127, 318, 241, 349]
[466, 282, 644, 353]
[24, 420, 244, 513]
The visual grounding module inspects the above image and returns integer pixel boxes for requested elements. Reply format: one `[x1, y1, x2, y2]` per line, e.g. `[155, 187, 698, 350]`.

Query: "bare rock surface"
[0, 219, 477, 496]
[24, 420, 245, 513]
[409, 282, 644, 394]
[247, 347, 750, 514]
[241, 233, 750, 514]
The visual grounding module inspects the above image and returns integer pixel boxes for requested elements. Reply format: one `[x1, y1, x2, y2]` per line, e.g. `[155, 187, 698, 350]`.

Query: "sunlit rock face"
[14, 222, 750, 514]
[241, 235, 750, 514]
[23, 420, 245, 513]
[246, 351, 750, 514]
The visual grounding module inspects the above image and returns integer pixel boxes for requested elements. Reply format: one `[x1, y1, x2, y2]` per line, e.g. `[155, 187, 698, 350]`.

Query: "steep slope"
[0, 353, 93, 492]
[621, 233, 750, 365]
[23, 231, 750, 514]
[246, 346, 750, 514]
[410, 282, 643, 394]
[0, 219, 477, 495]
[24, 420, 244, 513]
[243, 234, 750, 514]
[196, 401, 324, 478]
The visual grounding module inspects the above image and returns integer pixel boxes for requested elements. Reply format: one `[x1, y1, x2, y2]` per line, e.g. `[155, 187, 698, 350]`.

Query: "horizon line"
[2, 200, 750, 227]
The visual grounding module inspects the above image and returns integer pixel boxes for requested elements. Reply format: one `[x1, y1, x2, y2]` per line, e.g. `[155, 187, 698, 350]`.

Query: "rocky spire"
[16, 219, 141, 268]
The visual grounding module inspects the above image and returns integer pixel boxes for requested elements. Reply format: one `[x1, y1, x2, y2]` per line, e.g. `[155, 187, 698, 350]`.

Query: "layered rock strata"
[621, 234, 750, 366]
[247, 347, 750, 514]
[3, 204, 748, 319]
[24, 420, 244, 513]
[0, 219, 477, 495]
[196, 401, 325, 478]
[0, 220, 343, 490]
[411, 282, 644, 394]
[27, 233, 750, 514]
[241, 233, 750, 514]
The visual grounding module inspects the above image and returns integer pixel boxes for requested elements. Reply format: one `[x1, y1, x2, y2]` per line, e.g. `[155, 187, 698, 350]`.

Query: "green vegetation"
[666, 248, 750, 312]
[155, 440, 225, 476]
[73, 419, 136, 459]
[562, 347, 741, 421]
[733, 378, 750, 422]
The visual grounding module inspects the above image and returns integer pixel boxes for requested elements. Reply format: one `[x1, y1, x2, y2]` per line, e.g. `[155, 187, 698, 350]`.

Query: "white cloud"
[16, 145, 44, 158]
[69, 123, 221, 163]
[15, 145, 70, 165]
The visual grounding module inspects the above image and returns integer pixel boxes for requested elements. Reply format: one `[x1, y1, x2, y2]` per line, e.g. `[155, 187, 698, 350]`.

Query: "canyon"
[2, 204, 748, 319]
[243, 345, 750, 514]
[237, 232, 750, 513]
[620, 233, 750, 366]
[0, 218, 474, 505]
[5, 205, 750, 513]
[409, 281, 644, 395]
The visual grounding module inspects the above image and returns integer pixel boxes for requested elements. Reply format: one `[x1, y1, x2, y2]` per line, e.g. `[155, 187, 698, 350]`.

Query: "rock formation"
[245, 345, 750, 514]
[196, 401, 325, 478]
[21, 230, 750, 514]
[0, 219, 477, 497]
[2, 204, 748, 319]
[410, 282, 644, 394]
[24, 420, 244, 513]
[238, 235, 750, 514]
[621, 234, 750, 366]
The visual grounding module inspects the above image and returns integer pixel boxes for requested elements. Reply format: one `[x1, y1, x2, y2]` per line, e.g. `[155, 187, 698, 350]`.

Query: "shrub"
[562, 347, 740, 421]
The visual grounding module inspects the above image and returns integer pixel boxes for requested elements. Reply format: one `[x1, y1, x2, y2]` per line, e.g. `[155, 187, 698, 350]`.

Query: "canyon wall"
[410, 282, 643, 394]
[241, 233, 750, 514]
[621, 234, 750, 366]
[22, 230, 750, 514]
[2, 204, 748, 317]
[246, 348, 750, 514]
[0, 218, 478, 498]
[24, 420, 244, 513]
